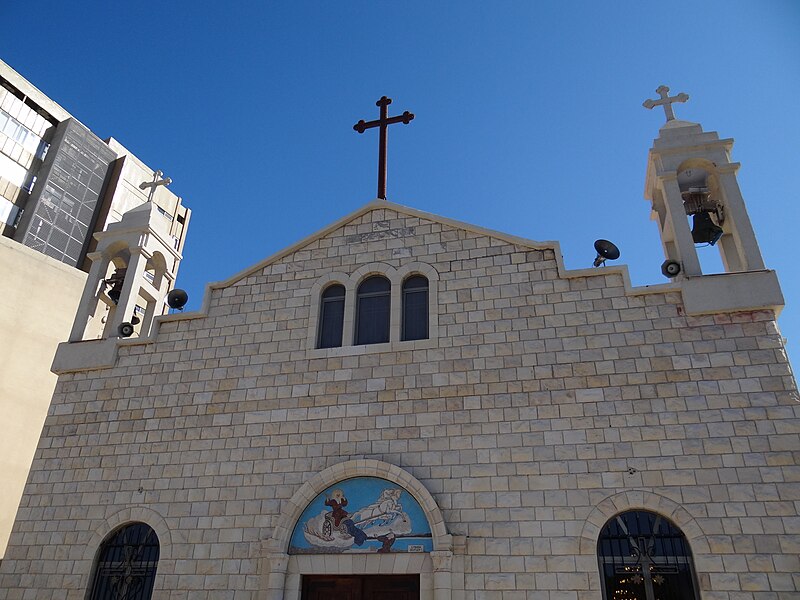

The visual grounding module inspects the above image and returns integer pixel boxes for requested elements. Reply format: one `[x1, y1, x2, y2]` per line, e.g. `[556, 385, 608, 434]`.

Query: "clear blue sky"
[3, 1, 799, 367]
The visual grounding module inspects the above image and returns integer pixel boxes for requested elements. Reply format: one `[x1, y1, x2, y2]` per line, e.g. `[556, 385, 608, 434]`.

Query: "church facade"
[0, 102, 798, 600]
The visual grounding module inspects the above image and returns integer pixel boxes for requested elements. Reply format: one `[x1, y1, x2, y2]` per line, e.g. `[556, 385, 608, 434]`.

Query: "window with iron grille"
[88, 522, 159, 600]
[598, 510, 699, 600]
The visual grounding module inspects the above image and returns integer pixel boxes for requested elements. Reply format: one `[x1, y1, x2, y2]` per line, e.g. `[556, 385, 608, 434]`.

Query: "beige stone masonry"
[0, 202, 797, 599]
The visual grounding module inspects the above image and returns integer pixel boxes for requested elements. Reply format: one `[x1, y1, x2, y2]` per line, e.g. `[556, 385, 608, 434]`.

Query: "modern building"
[0, 59, 190, 557]
[0, 90, 797, 600]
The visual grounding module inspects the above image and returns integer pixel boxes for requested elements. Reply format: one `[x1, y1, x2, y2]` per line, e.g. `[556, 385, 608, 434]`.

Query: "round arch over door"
[263, 459, 454, 600]
[598, 510, 700, 600]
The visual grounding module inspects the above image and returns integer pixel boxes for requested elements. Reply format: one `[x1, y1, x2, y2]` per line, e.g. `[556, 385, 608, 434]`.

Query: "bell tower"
[68, 201, 182, 342]
[643, 85, 783, 315]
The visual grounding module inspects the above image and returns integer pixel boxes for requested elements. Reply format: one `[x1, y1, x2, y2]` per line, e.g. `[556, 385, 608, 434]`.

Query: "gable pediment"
[213, 199, 557, 290]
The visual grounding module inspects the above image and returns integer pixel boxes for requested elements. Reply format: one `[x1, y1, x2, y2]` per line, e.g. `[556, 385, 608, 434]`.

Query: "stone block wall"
[0, 205, 798, 599]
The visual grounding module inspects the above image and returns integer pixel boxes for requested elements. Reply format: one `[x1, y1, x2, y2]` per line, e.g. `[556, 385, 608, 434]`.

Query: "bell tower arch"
[68, 201, 182, 342]
[643, 86, 783, 316]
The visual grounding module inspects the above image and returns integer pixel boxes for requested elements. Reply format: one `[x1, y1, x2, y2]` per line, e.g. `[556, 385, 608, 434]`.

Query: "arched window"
[402, 275, 428, 341]
[317, 284, 346, 349]
[598, 510, 699, 600]
[355, 276, 390, 345]
[88, 522, 160, 600]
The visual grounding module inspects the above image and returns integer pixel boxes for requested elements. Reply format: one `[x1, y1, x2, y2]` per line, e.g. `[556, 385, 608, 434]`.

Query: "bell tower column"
[715, 162, 765, 271]
[107, 247, 148, 335]
[69, 251, 110, 342]
[140, 268, 174, 338]
[656, 171, 702, 277]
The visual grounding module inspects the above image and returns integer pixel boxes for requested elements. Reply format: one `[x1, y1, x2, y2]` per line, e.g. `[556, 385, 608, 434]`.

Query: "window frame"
[597, 510, 701, 600]
[317, 283, 346, 349]
[306, 263, 439, 355]
[354, 275, 391, 345]
[401, 274, 429, 341]
[88, 521, 160, 600]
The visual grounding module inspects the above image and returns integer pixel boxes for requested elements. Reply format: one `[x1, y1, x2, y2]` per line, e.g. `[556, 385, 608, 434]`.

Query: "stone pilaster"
[431, 550, 453, 600]
[263, 551, 289, 600]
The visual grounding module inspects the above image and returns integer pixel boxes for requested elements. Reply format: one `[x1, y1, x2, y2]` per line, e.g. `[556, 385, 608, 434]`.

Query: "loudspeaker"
[167, 289, 189, 310]
[661, 259, 681, 278]
[592, 239, 620, 267]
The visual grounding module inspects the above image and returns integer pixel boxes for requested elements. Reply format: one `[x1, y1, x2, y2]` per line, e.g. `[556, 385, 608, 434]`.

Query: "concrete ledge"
[52, 338, 118, 374]
[682, 270, 784, 316]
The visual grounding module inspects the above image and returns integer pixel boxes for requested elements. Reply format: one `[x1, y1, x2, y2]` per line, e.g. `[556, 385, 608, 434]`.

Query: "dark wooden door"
[362, 575, 419, 600]
[302, 575, 419, 600]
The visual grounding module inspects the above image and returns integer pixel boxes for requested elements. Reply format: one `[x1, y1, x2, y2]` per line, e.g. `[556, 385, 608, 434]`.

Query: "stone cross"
[139, 170, 172, 203]
[643, 85, 689, 122]
[354, 96, 414, 200]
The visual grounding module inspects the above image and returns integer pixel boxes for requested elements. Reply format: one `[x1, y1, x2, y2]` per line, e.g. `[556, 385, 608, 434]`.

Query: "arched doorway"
[291, 476, 431, 600]
[598, 510, 700, 600]
[263, 459, 454, 600]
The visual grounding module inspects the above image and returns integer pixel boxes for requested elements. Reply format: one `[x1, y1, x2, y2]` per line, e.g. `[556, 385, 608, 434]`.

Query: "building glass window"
[0, 152, 27, 187]
[317, 284, 346, 349]
[0, 108, 44, 156]
[88, 522, 160, 600]
[402, 275, 428, 341]
[355, 276, 390, 345]
[598, 510, 699, 600]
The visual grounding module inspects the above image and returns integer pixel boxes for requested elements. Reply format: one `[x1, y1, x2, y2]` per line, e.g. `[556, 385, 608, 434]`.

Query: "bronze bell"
[691, 212, 723, 246]
[105, 268, 127, 304]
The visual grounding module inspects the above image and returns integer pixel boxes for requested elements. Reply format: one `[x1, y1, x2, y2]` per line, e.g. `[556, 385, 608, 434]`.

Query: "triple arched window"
[317, 272, 430, 349]
[88, 522, 160, 600]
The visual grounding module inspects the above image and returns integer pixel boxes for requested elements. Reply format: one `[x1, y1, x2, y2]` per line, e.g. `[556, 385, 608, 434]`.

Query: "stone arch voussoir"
[78, 506, 173, 595]
[268, 459, 450, 553]
[351, 262, 398, 287]
[82, 505, 173, 561]
[579, 489, 707, 555]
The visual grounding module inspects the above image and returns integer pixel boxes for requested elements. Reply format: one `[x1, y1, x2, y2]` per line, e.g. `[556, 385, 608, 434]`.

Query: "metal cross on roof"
[353, 96, 414, 200]
[643, 85, 689, 122]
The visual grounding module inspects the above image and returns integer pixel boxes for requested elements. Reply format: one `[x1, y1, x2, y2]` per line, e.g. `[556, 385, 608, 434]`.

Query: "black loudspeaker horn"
[167, 288, 189, 310]
[118, 322, 135, 338]
[592, 239, 620, 267]
[661, 259, 681, 278]
[691, 212, 723, 246]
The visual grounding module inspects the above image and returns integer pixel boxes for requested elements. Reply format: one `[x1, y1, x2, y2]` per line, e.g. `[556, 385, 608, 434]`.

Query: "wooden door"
[302, 575, 419, 600]
[362, 574, 419, 600]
